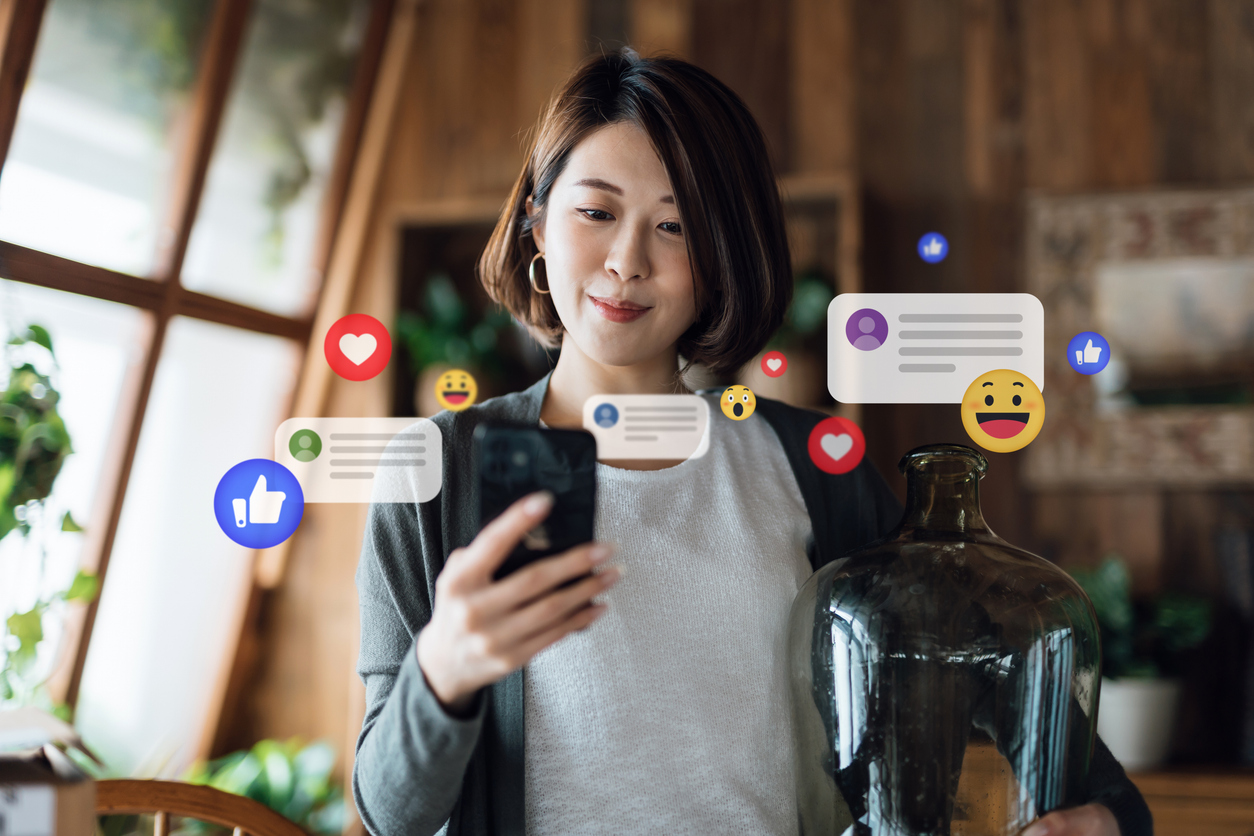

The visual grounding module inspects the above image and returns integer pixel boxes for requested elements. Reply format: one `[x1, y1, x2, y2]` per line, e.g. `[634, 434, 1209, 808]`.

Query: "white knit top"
[524, 394, 814, 835]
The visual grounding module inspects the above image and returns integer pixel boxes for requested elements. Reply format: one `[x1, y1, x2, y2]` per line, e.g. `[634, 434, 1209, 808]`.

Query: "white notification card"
[275, 417, 442, 503]
[582, 394, 710, 461]
[828, 293, 1044, 404]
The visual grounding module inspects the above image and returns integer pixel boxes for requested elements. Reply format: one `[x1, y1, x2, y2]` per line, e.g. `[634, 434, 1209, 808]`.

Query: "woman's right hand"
[416, 491, 620, 716]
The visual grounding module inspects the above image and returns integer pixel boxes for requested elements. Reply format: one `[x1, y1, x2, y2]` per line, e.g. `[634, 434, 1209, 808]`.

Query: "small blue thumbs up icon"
[1067, 331, 1111, 375]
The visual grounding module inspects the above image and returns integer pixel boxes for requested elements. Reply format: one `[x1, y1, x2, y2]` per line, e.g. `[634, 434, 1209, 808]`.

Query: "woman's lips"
[589, 295, 651, 323]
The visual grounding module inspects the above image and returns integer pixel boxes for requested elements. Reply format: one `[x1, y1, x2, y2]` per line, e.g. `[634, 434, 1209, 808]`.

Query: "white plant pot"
[1096, 676, 1182, 772]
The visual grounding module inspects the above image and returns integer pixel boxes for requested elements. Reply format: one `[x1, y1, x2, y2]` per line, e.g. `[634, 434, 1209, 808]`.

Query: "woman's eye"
[580, 209, 612, 221]
[660, 221, 682, 235]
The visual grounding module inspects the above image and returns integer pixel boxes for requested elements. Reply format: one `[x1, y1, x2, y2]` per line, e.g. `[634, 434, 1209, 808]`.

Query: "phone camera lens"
[512, 451, 529, 467]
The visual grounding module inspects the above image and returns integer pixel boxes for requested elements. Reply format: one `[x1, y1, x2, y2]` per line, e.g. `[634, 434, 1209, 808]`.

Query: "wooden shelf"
[1130, 768, 1254, 836]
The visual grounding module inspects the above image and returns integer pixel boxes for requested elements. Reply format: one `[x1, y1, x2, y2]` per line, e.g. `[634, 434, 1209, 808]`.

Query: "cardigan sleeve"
[351, 496, 485, 836]
[1087, 733, 1153, 836]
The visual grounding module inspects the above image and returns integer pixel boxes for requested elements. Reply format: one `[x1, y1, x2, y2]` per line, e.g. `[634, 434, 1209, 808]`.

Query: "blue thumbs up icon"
[214, 459, 304, 548]
[1067, 331, 1111, 375]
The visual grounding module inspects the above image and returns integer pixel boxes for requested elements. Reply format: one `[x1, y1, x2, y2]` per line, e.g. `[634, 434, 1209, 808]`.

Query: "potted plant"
[1069, 555, 1213, 771]
[181, 738, 346, 835]
[395, 273, 515, 416]
[738, 271, 832, 405]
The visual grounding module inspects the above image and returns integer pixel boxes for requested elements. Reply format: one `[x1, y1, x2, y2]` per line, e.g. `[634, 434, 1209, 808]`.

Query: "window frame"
[0, 0, 396, 712]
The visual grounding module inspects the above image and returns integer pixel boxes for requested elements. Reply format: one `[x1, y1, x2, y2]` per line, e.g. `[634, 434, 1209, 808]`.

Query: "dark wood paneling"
[1210, 0, 1254, 180]
[1146, 0, 1216, 183]
[690, 0, 791, 172]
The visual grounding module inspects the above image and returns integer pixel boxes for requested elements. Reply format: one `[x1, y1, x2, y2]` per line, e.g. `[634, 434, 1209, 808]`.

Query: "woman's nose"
[604, 225, 650, 281]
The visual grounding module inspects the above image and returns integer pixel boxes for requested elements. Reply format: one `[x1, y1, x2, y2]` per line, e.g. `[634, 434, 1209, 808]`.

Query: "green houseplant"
[739, 271, 834, 404]
[182, 738, 346, 835]
[396, 273, 515, 414]
[1069, 555, 1213, 770]
[93, 738, 346, 836]
[0, 323, 97, 716]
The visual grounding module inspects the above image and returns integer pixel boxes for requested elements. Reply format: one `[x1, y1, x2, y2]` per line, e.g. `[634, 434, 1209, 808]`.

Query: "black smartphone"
[473, 423, 598, 581]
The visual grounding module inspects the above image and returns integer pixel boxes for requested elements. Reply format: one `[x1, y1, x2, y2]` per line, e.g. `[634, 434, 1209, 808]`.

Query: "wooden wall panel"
[790, 0, 855, 173]
[1022, 0, 1091, 190]
[519, 0, 587, 121]
[1145, 0, 1215, 183]
[1211, 0, 1254, 180]
[690, 0, 791, 171]
[1086, 0, 1156, 188]
[630, 0, 693, 58]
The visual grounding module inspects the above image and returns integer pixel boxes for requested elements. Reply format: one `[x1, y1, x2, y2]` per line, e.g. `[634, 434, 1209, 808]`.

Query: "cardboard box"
[0, 708, 98, 836]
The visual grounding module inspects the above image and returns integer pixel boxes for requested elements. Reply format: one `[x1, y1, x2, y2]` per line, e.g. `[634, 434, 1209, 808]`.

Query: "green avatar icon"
[289, 429, 322, 462]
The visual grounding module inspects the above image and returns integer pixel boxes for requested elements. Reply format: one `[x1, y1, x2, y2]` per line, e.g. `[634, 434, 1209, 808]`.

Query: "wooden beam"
[0, 0, 47, 175]
[177, 290, 311, 342]
[255, 0, 421, 589]
[64, 0, 252, 708]
[202, 0, 399, 775]
[0, 240, 310, 341]
[41, 310, 155, 707]
[0, 240, 164, 309]
[63, 316, 168, 708]
[303, 0, 397, 319]
[152, 0, 253, 282]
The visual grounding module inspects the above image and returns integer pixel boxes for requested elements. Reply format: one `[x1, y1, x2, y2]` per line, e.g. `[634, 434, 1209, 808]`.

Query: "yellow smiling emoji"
[720, 385, 756, 421]
[435, 369, 477, 412]
[960, 369, 1045, 453]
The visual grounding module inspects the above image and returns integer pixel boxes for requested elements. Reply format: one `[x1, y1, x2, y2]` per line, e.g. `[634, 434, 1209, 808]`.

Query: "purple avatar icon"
[845, 308, 888, 351]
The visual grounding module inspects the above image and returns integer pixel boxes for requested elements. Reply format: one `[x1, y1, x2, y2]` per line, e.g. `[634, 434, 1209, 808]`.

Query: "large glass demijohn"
[788, 444, 1101, 835]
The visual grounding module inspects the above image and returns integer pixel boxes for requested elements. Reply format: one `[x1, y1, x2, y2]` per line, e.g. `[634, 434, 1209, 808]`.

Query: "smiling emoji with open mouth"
[435, 369, 477, 412]
[960, 369, 1045, 453]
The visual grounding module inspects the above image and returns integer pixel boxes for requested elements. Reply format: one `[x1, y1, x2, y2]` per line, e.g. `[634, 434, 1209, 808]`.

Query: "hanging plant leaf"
[6, 606, 45, 666]
[61, 510, 84, 532]
[24, 325, 54, 356]
[62, 570, 98, 603]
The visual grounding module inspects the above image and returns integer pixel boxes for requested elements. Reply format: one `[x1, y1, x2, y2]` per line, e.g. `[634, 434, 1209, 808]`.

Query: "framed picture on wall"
[1023, 187, 1254, 487]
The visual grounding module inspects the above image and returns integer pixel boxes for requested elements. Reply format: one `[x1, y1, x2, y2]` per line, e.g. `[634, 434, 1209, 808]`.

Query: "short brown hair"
[477, 48, 792, 377]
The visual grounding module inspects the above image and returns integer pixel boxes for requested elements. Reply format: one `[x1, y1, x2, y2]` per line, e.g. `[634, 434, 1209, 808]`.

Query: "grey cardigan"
[352, 373, 1152, 836]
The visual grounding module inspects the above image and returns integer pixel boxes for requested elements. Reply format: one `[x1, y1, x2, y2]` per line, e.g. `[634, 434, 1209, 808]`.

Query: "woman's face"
[529, 121, 697, 368]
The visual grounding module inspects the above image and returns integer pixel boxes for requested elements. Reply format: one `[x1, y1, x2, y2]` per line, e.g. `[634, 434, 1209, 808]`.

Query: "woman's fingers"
[440, 491, 554, 592]
[474, 540, 615, 613]
[488, 563, 621, 643]
[1021, 803, 1119, 836]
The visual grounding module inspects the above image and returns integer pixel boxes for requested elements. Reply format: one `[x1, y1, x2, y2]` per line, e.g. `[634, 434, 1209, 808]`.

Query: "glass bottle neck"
[900, 467, 991, 536]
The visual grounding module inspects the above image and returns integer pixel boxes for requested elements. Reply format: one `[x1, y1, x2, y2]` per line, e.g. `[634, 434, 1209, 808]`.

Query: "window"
[0, 0, 215, 275]
[0, 0, 388, 777]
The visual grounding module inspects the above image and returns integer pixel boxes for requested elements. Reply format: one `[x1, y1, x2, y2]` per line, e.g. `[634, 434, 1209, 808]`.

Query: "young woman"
[352, 50, 1148, 836]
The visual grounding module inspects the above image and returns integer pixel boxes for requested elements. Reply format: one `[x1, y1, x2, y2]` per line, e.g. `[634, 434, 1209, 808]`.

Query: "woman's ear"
[525, 195, 546, 253]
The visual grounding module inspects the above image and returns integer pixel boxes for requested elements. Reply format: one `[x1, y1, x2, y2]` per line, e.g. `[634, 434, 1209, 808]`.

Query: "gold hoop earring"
[528, 252, 550, 294]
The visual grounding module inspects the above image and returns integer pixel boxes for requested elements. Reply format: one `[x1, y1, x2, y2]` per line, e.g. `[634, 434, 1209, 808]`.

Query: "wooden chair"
[96, 779, 308, 836]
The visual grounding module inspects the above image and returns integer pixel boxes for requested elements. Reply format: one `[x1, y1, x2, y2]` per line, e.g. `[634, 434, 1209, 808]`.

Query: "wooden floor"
[1132, 770, 1254, 836]
[953, 743, 1254, 835]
